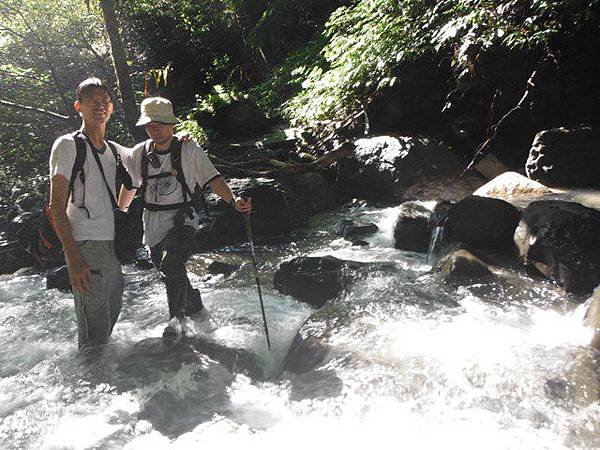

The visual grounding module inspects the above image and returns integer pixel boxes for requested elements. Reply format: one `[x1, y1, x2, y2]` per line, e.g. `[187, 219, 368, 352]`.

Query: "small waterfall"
[426, 201, 452, 265]
[426, 224, 444, 265]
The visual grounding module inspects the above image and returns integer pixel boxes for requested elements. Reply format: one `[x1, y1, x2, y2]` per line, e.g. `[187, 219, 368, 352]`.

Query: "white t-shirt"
[121, 140, 220, 247]
[49, 133, 128, 241]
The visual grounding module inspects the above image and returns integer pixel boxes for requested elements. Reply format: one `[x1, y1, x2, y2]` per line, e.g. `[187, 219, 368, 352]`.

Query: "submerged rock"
[274, 256, 366, 308]
[117, 335, 265, 385]
[333, 219, 379, 242]
[206, 260, 239, 276]
[446, 195, 521, 252]
[514, 201, 600, 296]
[526, 126, 600, 188]
[431, 247, 496, 285]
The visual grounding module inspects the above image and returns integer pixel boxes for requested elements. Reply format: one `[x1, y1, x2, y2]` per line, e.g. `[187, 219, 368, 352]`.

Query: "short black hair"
[75, 77, 112, 102]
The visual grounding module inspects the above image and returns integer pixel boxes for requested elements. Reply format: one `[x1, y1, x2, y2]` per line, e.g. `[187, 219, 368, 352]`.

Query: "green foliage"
[0, 0, 111, 170]
[268, 0, 600, 125]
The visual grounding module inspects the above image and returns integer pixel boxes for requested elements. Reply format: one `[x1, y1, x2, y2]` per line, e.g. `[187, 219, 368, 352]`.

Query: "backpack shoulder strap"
[68, 131, 88, 204]
[106, 140, 134, 191]
[171, 140, 194, 201]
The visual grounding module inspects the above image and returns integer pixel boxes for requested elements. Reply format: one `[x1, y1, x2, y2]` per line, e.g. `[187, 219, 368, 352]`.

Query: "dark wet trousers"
[150, 225, 203, 319]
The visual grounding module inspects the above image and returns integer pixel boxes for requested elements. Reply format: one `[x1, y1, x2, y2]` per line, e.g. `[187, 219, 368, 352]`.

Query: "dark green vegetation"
[1, 0, 599, 212]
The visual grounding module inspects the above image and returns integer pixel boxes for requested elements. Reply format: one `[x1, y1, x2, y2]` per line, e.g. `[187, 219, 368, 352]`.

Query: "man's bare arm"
[49, 174, 91, 293]
[118, 185, 137, 210]
[207, 176, 252, 213]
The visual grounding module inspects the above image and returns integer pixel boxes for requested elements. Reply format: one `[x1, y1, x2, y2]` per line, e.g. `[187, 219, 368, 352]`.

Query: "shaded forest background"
[1, 0, 599, 211]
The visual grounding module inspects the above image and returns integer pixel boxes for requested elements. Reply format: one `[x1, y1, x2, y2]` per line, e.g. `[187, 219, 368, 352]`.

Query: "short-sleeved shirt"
[121, 140, 220, 247]
[49, 133, 128, 241]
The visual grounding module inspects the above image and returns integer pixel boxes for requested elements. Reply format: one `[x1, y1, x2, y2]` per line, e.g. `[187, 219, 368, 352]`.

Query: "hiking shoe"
[162, 317, 182, 342]
[180, 316, 196, 337]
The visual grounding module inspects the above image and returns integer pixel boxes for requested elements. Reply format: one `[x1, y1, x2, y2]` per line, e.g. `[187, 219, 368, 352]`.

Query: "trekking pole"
[242, 212, 271, 351]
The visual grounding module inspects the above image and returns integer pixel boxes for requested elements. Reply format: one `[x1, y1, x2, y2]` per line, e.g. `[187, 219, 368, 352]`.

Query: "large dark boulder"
[195, 175, 336, 251]
[526, 126, 600, 188]
[195, 178, 307, 251]
[337, 135, 464, 201]
[514, 201, 600, 296]
[446, 195, 521, 251]
[274, 256, 367, 308]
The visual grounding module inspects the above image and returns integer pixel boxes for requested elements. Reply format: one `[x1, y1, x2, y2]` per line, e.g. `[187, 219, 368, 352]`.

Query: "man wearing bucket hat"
[119, 97, 251, 341]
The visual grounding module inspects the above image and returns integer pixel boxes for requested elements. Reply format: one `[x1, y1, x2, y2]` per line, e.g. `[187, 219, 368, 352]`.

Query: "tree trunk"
[99, 0, 145, 142]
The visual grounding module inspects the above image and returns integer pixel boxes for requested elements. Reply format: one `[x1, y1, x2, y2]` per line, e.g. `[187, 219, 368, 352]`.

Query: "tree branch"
[460, 66, 541, 177]
[0, 99, 71, 121]
[214, 141, 353, 177]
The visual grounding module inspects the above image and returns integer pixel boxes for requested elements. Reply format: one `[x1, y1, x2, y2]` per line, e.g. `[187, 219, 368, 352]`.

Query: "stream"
[0, 203, 598, 449]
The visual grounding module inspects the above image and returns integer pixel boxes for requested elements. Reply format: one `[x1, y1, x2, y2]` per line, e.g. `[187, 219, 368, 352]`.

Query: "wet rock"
[6, 211, 37, 239]
[282, 305, 346, 375]
[514, 201, 600, 296]
[474, 171, 553, 199]
[280, 172, 337, 213]
[583, 286, 600, 352]
[337, 135, 464, 201]
[432, 248, 496, 285]
[274, 256, 366, 308]
[12, 267, 37, 277]
[207, 260, 239, 276]
[0, 240, 36, 275]
[333, 219, 378, 242]
[117, 335, 265, 386]
[446, 195, 521, 251]
[195, 178, 307, 251]
[526, 126, 600, 188]
[393, 201, 438, 253]
[46, 265, 71, 292]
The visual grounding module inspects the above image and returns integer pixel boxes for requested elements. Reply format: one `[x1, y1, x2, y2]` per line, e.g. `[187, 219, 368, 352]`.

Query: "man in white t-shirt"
[49, 78, 128, 350]
[119, 97, 251, 340]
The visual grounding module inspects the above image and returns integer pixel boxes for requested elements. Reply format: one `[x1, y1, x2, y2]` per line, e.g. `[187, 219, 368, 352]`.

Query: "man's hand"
[234, 196, 252, 214]
[67, 253, 92, 294]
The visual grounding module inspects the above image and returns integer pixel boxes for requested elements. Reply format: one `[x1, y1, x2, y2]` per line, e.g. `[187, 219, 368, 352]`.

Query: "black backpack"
[138, 139, 209, 225]
[19, 131, 131, 267]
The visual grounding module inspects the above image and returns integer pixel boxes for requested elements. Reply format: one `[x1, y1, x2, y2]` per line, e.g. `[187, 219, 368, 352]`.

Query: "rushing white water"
[1, 204, 598, 449]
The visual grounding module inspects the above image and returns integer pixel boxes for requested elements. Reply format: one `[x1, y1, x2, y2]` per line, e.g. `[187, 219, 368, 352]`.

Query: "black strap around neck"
[88, 139, 119, 210]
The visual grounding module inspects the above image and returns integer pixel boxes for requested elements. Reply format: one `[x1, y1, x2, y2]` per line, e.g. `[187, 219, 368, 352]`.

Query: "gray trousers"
[68, 240, 124, 349]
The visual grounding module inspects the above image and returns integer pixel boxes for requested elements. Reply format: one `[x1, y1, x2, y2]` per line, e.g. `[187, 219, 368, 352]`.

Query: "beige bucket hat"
[136, 97, 179, 126]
